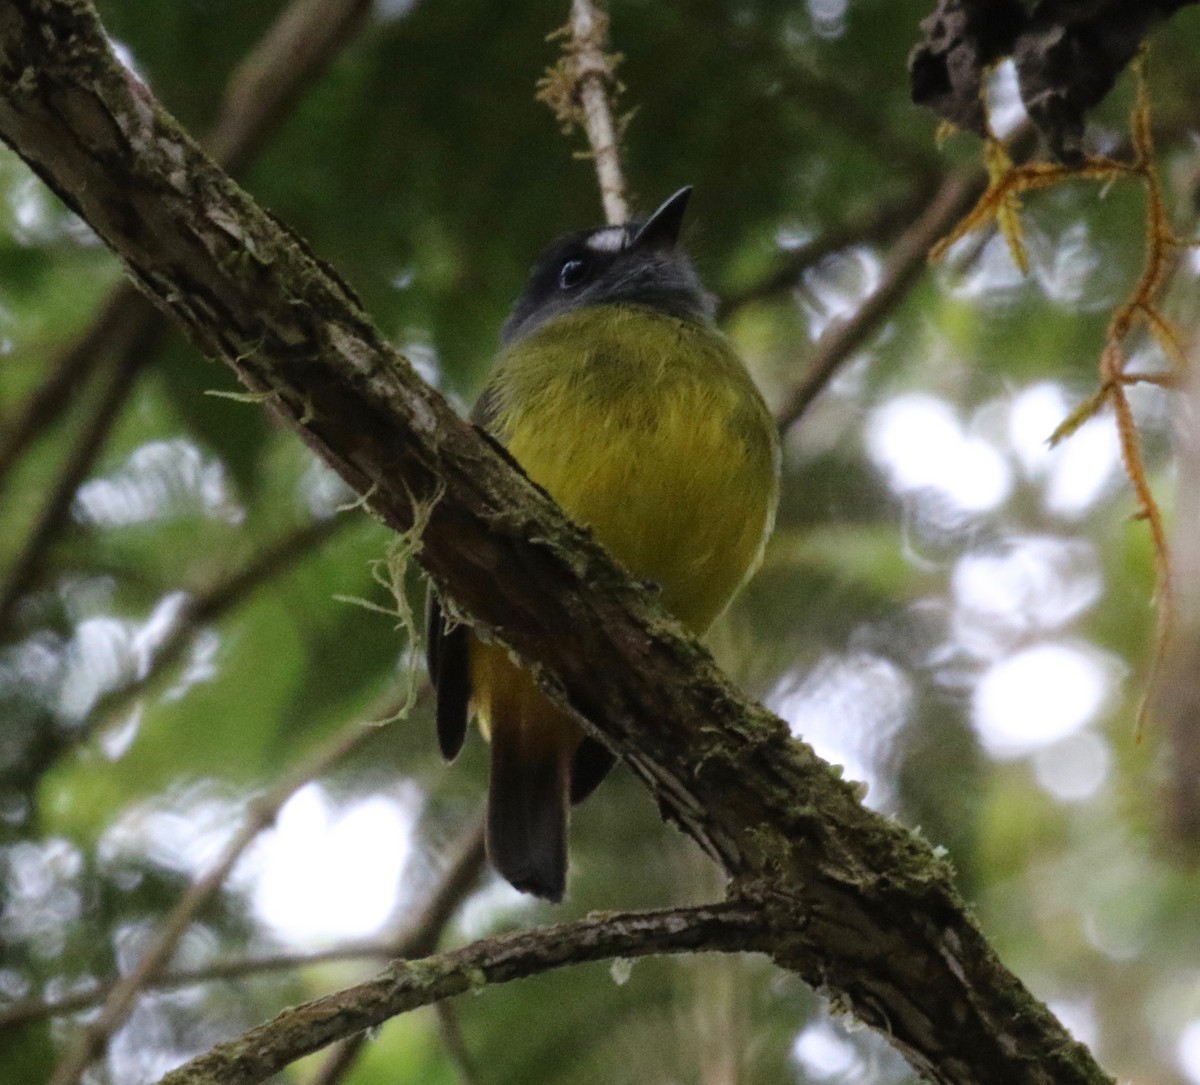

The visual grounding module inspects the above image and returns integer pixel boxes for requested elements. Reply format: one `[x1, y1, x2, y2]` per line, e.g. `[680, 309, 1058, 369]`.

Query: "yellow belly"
[508, 380, 769, 630]
[470, 304, 779, 740]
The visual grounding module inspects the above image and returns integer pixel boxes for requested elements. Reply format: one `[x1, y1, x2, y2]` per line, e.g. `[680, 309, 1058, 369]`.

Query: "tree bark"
[0, 3, 1111, 1084]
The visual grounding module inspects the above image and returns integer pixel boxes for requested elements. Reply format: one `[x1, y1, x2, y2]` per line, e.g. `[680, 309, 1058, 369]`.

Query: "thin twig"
[391, 818, 490, 959]
[774, 169, 983, 434]
[0, 289, 148, 503]
[44, 703, 400, 1085]
[157, 903, 768, 1085]
[568, 0, 627, 224]
[81, 514, 351, 743]
[307, 1037, 368, 1085]
[205, 0, 372, 175]
[0, 946, 392, 1030]
[1, 514, 354, 805]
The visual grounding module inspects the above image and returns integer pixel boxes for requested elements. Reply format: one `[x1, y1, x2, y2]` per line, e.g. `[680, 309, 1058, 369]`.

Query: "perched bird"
[427, 188, 780, 901]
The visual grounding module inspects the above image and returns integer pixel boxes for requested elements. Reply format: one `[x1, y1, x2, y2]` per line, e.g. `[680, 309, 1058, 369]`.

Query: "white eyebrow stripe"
[586, 227, 627, 253]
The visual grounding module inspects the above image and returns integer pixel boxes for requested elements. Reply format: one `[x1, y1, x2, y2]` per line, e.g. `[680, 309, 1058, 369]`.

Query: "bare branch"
[436, 1002, 481, 1085]
[205, 0, 372, 175]
[568, 0, 627, 224]
[0, 288, 148, 500]
[159, 903, 769, 1085]
[1154, 299, 1200, 844]
[0, 6, 1111, 1085]
[0, 336, 159, 634]
[0, 947, 387, 1030]
[307, 818, 488, 1085]
[395, 819, 489, 959]
[81, 514, 350, 743]
[306, 1037, 368, 1085]
[1, 514, 353, 806]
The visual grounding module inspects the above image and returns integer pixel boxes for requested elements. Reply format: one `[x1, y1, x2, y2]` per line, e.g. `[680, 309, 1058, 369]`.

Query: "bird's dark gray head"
[501, 187, 715, 345]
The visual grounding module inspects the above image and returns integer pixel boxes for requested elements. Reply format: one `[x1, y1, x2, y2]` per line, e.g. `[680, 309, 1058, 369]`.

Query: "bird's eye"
[558, 259, 587, 289]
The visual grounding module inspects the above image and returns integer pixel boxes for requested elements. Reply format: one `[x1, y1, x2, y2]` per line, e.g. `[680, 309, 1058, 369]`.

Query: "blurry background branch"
[1154, 305, 1200, 847]
[774, 168, 982, 433]
[306, 819, 488, 1085]
[0, 0, 371, 640]
[716, 175, 943, 319]
[0, 329, 161, 633]
[0, 512, 353, 820]
[0, 810, 486, 1071]
[44, 708, 386, 1085]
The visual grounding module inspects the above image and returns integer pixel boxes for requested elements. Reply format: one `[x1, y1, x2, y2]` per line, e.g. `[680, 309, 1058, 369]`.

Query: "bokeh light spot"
[249, 783, 419, 947]
[868, 393, 1012, 514]
[972, 643, 1110, 759]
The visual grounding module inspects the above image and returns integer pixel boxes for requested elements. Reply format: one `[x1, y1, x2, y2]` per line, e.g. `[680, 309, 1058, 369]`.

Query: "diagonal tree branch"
[773, 168, 982, 433]
[0, 0, 371, 496]
[0, 286, 147, 498]
[435, 1003, 480, 1085]
[0, 815, 486, 1033]
[764, 123, 1049, 431]
[0, 5, 1111, 1085]
[0, 322, 162, 634]
[80, 513, 350, 741]
[716, 174, 944, 320]
[0, 944, 392, 1030]
[203, 0, 373, 176]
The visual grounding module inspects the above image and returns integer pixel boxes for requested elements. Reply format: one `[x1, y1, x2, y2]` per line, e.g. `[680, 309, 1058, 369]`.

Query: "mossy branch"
[538, 0, 629, 224]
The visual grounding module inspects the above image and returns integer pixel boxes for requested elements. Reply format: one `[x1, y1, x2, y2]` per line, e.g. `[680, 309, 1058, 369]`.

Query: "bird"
[427, 187, 780, 901]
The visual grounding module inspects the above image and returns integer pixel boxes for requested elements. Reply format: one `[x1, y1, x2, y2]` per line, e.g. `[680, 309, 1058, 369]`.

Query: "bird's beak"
[631, 186, 693, 250]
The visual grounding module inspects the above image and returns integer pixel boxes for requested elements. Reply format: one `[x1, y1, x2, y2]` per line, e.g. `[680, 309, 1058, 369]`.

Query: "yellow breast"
[482, 304, 779, 632]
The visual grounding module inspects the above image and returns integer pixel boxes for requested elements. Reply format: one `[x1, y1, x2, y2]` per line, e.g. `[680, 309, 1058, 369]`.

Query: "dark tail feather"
[570, 737, 616, 804]
[487, 731, 569, 902]
[426, 594, 470, 761]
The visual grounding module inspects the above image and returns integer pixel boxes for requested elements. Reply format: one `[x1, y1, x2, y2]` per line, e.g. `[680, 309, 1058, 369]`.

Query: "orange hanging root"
[930, 50, 1195, 738]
